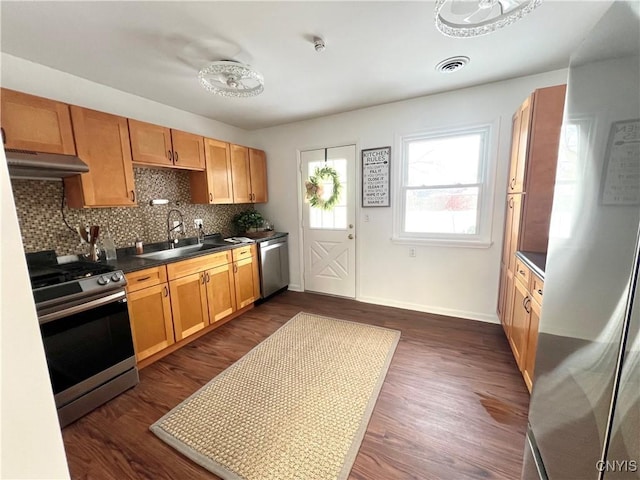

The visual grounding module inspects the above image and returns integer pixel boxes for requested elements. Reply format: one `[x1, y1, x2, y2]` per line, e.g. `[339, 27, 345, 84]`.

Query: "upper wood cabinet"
[230, 145, 268, 204]
[129, 119, 205, 171]
[190, 138, 234, 204]
[65, 106, 136, 208]
[0, 88, 76, 154]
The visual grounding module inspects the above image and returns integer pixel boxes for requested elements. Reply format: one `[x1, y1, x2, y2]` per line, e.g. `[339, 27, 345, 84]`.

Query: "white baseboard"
[356, 295, 500, 324]
[287, 284, 303, 292]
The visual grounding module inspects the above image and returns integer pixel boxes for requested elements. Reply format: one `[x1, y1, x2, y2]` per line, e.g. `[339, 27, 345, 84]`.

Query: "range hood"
[5, 150, 89, 179]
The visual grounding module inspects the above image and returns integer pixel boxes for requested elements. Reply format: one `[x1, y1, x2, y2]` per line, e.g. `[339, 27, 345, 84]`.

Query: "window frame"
[392, 121, 498, 248]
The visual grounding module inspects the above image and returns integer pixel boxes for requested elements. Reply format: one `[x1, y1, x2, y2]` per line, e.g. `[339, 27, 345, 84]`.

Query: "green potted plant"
[232, 210, 264, 234]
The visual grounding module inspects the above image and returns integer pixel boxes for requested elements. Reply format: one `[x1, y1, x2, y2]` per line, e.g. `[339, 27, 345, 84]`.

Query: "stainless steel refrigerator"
[522, 1, 640, 479]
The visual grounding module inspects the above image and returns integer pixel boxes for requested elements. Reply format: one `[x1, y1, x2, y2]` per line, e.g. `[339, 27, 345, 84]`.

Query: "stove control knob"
[111, 272, 123, 282]
[97, 275, 111, 286]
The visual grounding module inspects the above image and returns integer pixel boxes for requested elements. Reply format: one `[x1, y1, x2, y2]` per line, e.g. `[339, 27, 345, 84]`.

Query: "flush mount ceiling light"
[198, 60, 264, 98]
[435, 0, 542, 38]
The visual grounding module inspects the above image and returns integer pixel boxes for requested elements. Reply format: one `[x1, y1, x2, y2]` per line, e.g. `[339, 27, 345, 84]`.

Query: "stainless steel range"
[26, 250, 138, 427]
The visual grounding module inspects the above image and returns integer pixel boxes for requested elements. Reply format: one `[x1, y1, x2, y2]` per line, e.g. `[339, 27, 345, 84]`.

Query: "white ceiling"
[0, 1, 612, 130]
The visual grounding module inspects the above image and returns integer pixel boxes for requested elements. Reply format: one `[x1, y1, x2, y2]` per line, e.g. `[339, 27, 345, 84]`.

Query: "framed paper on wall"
[362, 147, 391, 207]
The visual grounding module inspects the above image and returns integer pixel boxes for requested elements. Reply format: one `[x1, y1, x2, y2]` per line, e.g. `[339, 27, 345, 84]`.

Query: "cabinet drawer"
[531, 275, 544, 305]
[514, 258, 531, 288]
[126, 266, 167, 292]
[232, 244, 255, 261]
[167, 250, 232, 280]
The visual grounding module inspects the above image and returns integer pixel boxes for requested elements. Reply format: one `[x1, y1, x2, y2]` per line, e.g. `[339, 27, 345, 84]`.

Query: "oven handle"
[39, 290, 127, 325]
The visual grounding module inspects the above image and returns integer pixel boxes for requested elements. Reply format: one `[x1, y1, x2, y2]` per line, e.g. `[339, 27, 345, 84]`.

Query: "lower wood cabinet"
[502, 255, 544, 393]
[125, 267, 174, 363]
[169, 272, 209, 341]
[126, 245, 260, 365]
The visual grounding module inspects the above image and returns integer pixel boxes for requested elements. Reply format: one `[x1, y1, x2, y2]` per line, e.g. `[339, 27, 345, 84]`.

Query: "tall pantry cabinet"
[497, 84, 566, 387]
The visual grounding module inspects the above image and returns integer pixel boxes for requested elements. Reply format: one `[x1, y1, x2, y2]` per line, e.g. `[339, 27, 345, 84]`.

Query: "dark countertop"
[516, 251, 546, 280]
[109, 232, 288, 274]
[248, 231, 288, 243]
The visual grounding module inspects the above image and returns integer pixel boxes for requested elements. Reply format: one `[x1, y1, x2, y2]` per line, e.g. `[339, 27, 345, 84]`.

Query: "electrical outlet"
[194, 219, 203, 229]
[409, 247, 416, 257]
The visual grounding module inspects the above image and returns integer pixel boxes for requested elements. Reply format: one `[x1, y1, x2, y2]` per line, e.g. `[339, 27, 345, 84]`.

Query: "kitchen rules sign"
[362, 147, 391, 207]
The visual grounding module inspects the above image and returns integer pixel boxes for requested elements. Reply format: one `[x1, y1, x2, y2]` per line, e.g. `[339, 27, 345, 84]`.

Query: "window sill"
[391, 236, 493, 249]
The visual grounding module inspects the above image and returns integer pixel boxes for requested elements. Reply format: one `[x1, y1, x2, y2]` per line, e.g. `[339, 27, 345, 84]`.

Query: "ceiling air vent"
[435, 56, 470, 73]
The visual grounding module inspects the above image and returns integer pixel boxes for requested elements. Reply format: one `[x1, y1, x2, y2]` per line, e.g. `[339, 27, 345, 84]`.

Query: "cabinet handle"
[201, 273, 205, 284]
[163, 285, 169, 297]
[537, 289, 543, 296]
[233, 263, 238, 273]
[510, 178, 516, 190]
[508, 197, 514, 208]
[519, 270, 526, 276]
[174, 151, 179, 163]
[168, 149, 173, 162]
[209, 193, 213, 203]
[130, 190, 136, 202]
[523, 296, 531, 314]
[0, 127, 5, 145]
[136, 276, 151, 282]
[205, 272, 210, 283]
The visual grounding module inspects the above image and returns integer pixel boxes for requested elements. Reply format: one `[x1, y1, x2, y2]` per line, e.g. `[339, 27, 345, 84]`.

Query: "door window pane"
[308, 159, 347, 229]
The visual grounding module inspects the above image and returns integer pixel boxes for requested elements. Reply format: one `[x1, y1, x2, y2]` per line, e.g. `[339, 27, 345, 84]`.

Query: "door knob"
[349, 224, 354, 229]
[348, 234, 354, 240]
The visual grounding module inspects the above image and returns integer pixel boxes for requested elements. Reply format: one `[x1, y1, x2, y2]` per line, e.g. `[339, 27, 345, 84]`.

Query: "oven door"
[38, 289, 136, 408]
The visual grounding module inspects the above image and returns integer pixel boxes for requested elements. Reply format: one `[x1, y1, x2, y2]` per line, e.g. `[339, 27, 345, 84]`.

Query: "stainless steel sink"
[135, 243, 225, 261]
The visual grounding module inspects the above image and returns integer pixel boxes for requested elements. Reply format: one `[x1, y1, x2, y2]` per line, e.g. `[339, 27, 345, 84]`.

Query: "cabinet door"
[506, 111, 522, 193]
[169, 272, 209, 341]
[65, 106, 136, 207]
[206, 263, 237, 323]
[127, 283, 174, 362]
[233, 257, 257, 309]
[498, 262, 507, 325]
[523, 298, 541, 393]
[504, 269, 515, 339]
[507, 194, 523, 273]
[0, 88, 76, 154]
[249, 148, 268, 203]
[230, 144, 252, 203]
[190, 139, 234, 204]
[509, 277, 531, 371]
[512, 96, 532, 193]
[170, 129, 205, 170]
[128, 119, 173, 167]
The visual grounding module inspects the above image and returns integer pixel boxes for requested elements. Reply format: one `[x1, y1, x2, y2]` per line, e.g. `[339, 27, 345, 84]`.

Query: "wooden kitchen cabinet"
[509, 274, 530, 371]
[523, 296, 541, 392]
[65, 106, 136, 208]
[205, 263, 237, 323]
[128, 118, 205, 171]
[230, 145, 268, 204]
[169, 272, 209, 341]
[190, 138, 235, 204]
[232, 245, 260, 308]
[497, 84, 565, 359]
[0, 88, 76, 155]
[125, 266, 175, 363]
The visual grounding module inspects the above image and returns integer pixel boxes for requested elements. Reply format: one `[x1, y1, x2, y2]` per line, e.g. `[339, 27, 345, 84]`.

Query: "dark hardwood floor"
[62, 291, 530, 480]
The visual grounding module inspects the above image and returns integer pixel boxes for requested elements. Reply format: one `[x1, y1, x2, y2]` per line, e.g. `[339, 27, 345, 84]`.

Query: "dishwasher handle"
[259, 236, 288, 249]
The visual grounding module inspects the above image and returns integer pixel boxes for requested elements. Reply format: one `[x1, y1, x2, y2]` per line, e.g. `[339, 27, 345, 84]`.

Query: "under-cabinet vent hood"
[5, 149, 89, 179]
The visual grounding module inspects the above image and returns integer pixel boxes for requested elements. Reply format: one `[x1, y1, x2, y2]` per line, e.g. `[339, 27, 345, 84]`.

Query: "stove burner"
[26, 252, 116, 290]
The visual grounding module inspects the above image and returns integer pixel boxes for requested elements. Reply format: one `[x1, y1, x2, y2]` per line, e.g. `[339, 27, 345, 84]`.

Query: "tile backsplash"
[11, 167, 251, 255]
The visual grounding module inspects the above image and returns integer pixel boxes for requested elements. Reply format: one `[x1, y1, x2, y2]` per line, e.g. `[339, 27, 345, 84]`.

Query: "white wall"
[0, 53, 250, 145]
[1, 148, 70, 478]
[249, 69, 568, 323]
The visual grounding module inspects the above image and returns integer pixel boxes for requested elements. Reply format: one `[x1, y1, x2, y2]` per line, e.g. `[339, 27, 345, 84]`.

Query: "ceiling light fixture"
[313, 37, 326, 52]
[434, 0, 542, 38]
[198, 60, 264, 98]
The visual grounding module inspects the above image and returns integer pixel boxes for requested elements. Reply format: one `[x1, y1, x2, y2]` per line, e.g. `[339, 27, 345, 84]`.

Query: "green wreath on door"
[304, 166, 342, 211]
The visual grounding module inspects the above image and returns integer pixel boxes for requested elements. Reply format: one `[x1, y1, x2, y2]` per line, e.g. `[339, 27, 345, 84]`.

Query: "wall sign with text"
[601, 119, 640, 205]
[362, 147, 391, 207]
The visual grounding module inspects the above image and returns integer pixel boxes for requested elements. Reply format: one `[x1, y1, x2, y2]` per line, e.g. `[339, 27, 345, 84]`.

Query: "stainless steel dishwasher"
[257, 234, 289, 298]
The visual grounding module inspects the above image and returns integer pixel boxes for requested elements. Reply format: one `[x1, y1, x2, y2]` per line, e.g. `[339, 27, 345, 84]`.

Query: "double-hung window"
[393, 123, 496, 247]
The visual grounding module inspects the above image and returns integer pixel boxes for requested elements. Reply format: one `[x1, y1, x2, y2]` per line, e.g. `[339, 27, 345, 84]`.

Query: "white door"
[301, 145, 356, 297]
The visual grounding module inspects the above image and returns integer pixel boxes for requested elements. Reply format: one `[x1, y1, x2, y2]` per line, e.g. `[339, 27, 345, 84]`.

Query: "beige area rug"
[150, 311, 400, 480]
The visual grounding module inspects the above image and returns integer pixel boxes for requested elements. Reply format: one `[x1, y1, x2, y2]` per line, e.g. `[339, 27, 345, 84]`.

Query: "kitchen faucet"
[167, 209, 185, 248]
